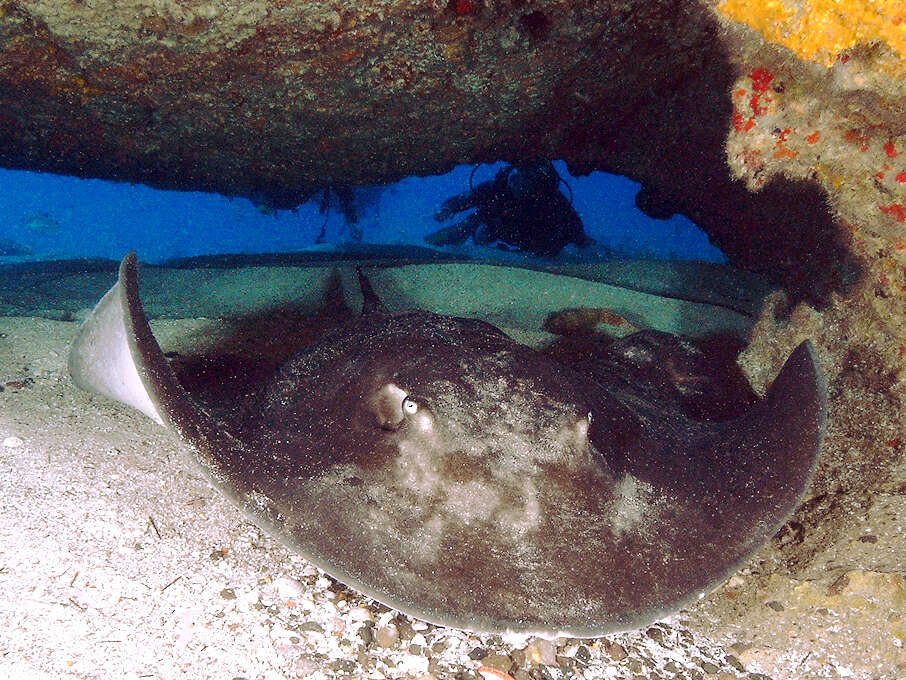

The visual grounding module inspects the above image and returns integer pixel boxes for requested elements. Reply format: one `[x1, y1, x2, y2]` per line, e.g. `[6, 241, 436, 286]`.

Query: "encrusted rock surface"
[0, 0, 891, 300]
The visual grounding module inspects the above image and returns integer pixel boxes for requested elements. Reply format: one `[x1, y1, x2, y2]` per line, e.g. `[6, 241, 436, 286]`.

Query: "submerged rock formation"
[0, 0, 859, 299]
[1, 0, 904, 676]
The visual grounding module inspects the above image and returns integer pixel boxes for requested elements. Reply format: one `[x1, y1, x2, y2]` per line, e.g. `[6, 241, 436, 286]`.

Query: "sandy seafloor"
[0, 254, 821, 680]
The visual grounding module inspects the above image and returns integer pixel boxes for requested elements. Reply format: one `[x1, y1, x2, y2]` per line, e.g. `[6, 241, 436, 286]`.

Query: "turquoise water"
[0, 161, 725, 264]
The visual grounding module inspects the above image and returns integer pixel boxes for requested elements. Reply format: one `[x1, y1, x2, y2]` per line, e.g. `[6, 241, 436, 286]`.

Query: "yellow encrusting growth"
[717, 0, 906, 67]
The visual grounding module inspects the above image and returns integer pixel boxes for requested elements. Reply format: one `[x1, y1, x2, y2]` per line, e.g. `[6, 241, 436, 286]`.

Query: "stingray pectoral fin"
[70, 254, 233, 452]
[598, 340, 827, 634]
[731, 339, 826, 510]
[72, 254, 303, 546]
[69, 255, 165, 425]
[683, 339, 827, 578]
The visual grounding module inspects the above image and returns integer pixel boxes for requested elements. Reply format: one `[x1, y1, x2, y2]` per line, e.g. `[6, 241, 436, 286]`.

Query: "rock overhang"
[0, 0, 877, 305]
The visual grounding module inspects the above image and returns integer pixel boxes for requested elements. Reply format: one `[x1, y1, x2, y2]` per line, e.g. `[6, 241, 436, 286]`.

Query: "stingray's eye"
[402, 397, 419, 415]
[586, 411, 593, 425]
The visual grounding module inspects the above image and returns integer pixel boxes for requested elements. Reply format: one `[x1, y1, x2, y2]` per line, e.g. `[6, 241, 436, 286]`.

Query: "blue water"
[0, 161, 725, 264]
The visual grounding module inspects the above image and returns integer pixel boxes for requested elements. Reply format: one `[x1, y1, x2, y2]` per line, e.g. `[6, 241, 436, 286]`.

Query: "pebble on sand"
[375, 622, 399, 648]
[515, 638, 558, 666]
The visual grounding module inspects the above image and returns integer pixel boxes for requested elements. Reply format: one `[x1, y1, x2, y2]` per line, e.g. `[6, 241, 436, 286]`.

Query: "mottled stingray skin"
[69, 253, 826, 636]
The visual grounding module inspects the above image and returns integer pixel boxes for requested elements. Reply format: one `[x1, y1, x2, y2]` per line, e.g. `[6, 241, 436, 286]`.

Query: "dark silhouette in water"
[252, 184, 384, 244]
[314, 185, 361, 243]
[426, 161, 593, 256]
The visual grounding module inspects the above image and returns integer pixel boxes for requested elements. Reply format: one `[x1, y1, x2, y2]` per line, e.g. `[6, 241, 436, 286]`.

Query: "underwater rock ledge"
[0, 0, 873, 304]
